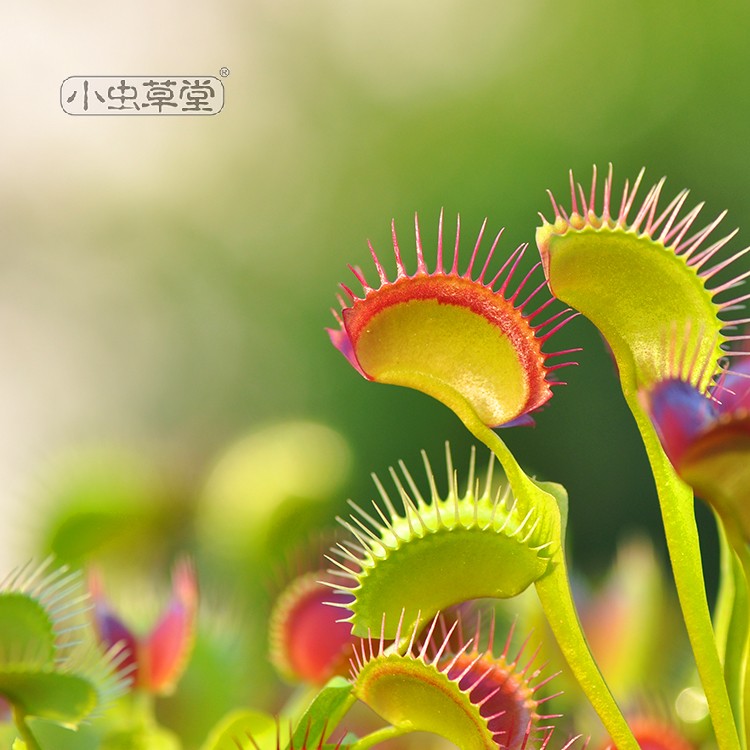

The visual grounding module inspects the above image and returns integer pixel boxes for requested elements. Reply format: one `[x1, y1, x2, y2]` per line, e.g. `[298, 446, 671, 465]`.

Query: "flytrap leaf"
[329, 212, 579, 429]
[0, 674, 95, 727]
[287, 677, 354, 750]
[328, 445, 556, 639]
[0, 595, 56, 670]
[199, 709, 278, 750]
[642, 338, 750, 542]
[200, 686, 354, 750]
[536, 165, 748, 393]
[350, 612, 560, 750]
[0, 560, 130, 729]
[640, 336, 750, 737]
[268, 571, 357, 685]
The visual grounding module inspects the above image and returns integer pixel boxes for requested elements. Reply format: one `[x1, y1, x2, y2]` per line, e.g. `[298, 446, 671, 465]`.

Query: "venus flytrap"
[268, 569, 358, 687]
[349, 610, 562, 750]
[329, 215, 638, 749]
[246, 609, 566, 750]
[644, 352, 750, 548]
[642, 339, 750, 744]
[0, 560, 129, 750]
[329, 445, 552, 638]
[87, 558, 199, 749]
[199, 709, 280, 750]
[329, 212, 579, 430]
[537, 166, 750, 750]
[90, 558, 199, 698]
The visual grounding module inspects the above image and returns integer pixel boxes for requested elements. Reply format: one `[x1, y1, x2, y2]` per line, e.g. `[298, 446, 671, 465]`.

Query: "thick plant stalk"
[14, 708, 42, 750]
[630, 401, 741, 750]
[466, 415, 639, 750]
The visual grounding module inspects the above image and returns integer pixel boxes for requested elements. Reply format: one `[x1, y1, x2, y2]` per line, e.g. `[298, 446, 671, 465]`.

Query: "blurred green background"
[2, 0, 750, 637]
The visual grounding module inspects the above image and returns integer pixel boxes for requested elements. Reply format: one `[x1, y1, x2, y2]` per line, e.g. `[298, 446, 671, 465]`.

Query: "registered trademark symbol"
[220, 67, 230, 77]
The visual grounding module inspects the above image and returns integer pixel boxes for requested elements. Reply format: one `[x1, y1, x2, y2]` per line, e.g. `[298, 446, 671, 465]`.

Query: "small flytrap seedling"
[328, 214, 638, 749]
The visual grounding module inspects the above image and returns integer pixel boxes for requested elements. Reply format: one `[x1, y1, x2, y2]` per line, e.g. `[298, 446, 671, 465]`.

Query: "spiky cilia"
[537, 165, 750, 392]
[329, 212, 579, 428]
[639, 323, 737, 468]
[350, 609, 565, 750]
[327, 441, 639, 749]
[326, 444, 556, 640]
[435, 613, 563, 749]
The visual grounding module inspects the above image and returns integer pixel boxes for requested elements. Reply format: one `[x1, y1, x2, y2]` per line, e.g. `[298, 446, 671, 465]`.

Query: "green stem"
[718, 519, 750, 750]
[463, 415, 637, 750]
[715, 520, 737, 661]
[129, 689, 158, 729]
[729, 548, 749, 749]
[714, 519, 748, 748]
[629, 398, 741, 750]
[12, 707, 42, 750]
[535, 562, 637, 748]
[349, 725, 409, 750]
